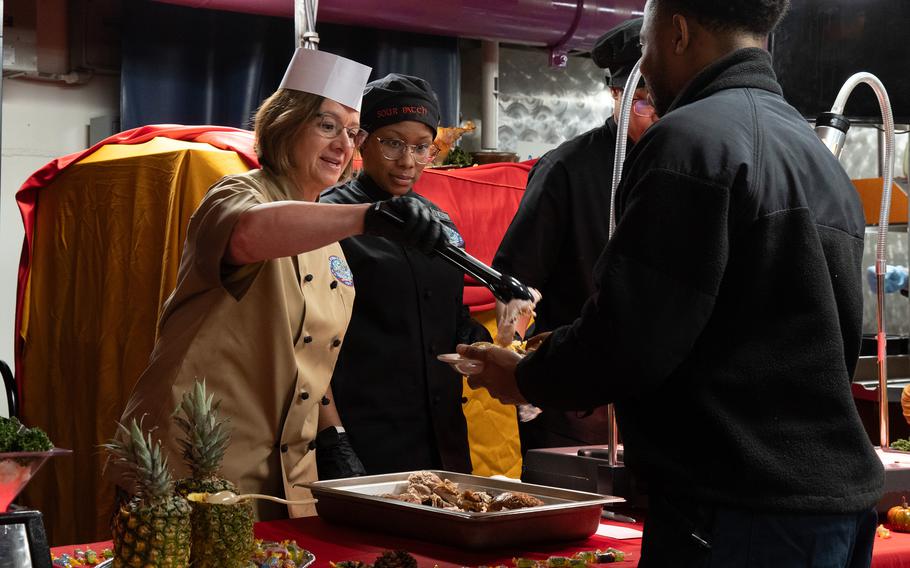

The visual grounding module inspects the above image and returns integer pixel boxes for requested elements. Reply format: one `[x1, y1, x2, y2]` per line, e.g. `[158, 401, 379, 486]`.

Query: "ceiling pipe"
[153, 0, 645, 63]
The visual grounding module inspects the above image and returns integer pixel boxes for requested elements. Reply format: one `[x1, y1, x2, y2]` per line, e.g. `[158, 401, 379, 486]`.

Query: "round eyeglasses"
[314, 113, 368, 147]
[374, 137, 440, 165]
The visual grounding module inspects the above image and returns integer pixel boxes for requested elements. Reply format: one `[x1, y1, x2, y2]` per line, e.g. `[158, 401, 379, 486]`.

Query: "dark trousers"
[640, 493, 878, 568]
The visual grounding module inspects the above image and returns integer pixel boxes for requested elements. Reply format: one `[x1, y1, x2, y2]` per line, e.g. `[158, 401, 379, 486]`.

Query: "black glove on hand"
[315, 427, 366, 480]
[456, 308, 494, 346]
[363, 196, 447, 255]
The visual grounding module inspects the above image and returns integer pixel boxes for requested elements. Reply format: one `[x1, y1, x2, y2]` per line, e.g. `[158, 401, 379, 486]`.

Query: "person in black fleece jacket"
[458, 0, 884, 566]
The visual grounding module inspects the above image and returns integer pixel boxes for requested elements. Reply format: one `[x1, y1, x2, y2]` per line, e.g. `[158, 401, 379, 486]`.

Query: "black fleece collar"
[665, 48, 783, 115]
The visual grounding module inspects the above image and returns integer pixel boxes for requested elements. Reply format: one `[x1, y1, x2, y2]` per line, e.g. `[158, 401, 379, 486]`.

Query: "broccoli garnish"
[0, 417, 24, 452]
[443, 146, 474, 168]
[893, 438, 910, 452]
[0, 417, 53, 453]
[16, 427, 53, 452]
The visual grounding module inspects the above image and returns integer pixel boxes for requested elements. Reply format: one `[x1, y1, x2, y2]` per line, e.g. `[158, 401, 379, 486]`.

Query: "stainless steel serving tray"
[302, 470, 622, 550]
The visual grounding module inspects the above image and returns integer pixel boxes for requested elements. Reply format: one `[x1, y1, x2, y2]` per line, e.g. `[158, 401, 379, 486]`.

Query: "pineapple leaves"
[173, 380, 232, 477]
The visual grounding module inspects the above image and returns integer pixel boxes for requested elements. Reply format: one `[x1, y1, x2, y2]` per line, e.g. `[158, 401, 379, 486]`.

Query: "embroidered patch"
[433, 209, 452, 222]
[442, 225, 465, 248]
[329, 255, 354, 287]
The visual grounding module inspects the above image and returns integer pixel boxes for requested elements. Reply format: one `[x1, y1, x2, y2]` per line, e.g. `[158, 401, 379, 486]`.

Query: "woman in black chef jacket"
[319, 73, 491, 477]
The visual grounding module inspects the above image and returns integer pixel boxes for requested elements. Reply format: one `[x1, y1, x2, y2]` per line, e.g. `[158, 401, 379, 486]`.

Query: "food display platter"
[302, 470, 622, 549]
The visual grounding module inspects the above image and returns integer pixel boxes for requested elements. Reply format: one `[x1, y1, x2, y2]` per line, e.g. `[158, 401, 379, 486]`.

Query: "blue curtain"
[122, 0, 459, 130]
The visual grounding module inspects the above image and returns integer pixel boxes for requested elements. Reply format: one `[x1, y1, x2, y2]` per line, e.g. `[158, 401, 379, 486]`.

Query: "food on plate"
[893, 438, 910, 452]
[379, 471, 544, 512]
[173, 380, 255, 567]
[877, 524, 892, 539]
[331, 549, 417, 568]
[104, 418, 192, 568]
[887, 497, 910, 532]
[51, 547, 113, 567]
[251, 540, 310, 567]
[495, 289, 542, 347]
[513, 548, 626, 566]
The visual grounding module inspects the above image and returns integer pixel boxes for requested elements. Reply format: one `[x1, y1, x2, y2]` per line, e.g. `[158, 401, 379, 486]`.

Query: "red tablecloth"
[50, 517, 910, 567]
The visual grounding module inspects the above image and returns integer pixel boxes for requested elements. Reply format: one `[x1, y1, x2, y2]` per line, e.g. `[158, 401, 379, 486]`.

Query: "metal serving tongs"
[375, 207, 535, 303]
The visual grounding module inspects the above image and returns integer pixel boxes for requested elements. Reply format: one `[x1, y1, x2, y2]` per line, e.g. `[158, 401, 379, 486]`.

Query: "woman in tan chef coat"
[114, 48, 449, 520]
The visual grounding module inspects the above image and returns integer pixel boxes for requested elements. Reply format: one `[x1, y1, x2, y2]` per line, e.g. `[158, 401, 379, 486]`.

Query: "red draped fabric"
[413, 162, 534, 313]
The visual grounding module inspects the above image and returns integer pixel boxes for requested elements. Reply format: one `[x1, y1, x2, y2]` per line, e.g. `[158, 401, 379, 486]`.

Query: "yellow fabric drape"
[461, 310, 523, 479]
[19, 138, 250, 545]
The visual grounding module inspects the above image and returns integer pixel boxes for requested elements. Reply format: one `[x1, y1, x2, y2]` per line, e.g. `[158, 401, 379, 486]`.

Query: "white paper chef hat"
[279, 48, 372, 111]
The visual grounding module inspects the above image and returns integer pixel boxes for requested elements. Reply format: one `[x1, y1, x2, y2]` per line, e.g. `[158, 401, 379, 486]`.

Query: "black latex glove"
[456, 306, 494, 346]
[363, 196, 447, 255]
[315, 427, 366, 480]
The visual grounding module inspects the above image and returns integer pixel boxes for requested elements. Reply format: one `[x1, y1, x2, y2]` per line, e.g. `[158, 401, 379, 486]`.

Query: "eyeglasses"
[314, 113, 368, 147]
[632, 98, 655, 117]
[374, 137, 440, 164]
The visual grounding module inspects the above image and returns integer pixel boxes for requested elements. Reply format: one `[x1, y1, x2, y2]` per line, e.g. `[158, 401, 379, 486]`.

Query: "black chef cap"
[360, 73, 441, 136]
[591, 17, 644, 88]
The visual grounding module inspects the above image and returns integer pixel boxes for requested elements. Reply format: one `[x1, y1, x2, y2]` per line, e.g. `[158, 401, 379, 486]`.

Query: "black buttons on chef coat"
[332, 338, 342, 348]
[424, 289, 433, 299]
[308, 440, 316, 451]
[461, 396, 469, 404]
[280, 443, 289, 453]
[303, 336, 313, 344]
[330, 280, 338, 289]
[304, 274, 314, 282]
[299, 390, 310, 401]
[321, 395, 330, 406]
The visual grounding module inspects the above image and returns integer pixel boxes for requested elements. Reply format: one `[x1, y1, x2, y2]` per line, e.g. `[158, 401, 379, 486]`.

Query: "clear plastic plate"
[436, 353, 484, 375]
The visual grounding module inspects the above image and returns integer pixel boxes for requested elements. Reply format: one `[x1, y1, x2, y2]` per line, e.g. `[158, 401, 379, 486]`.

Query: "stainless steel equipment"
[302, 470, 621, 549]
[814, 72, 897, 449]
[0, 509, 51, 568]
[522, 445, 648, 511]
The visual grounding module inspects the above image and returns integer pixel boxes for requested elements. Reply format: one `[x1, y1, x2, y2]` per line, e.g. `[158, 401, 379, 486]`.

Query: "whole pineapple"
[105, 419, 192, 568]
[173, 380, 255, 567]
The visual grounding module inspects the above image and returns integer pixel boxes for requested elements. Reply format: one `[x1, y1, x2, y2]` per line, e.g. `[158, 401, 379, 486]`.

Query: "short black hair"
[654, 0, 790, 36]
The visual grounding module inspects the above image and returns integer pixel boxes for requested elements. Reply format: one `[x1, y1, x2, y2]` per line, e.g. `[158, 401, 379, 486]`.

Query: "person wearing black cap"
[492, 17, 657, 453]
[318, 73, 491, 477]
